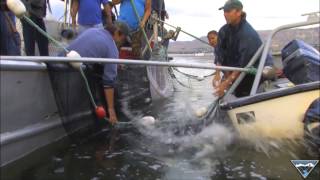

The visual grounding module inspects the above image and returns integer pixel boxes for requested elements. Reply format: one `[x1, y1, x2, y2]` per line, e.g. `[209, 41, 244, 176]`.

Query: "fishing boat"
[0, 0, 173, 168]
[220, 14, 320, 143]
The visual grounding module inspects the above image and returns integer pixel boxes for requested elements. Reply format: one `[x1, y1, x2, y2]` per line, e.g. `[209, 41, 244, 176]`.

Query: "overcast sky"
[50, 0, 319, 41]
[165, 0, 319, 40]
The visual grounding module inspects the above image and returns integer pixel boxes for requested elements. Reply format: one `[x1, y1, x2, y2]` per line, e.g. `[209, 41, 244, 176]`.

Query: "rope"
[168, 68, 192, 89]
[171, 67, 215, 81]
[152, 17, 211, 46]
[79, 66, 97, 108]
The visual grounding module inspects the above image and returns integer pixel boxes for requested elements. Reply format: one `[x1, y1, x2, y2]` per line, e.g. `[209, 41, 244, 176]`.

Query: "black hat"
[113, 21, 132, 43]
[219, 0, 243, 11]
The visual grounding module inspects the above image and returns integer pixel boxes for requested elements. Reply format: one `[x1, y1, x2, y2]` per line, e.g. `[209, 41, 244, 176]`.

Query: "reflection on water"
[3, 55, 320, 180]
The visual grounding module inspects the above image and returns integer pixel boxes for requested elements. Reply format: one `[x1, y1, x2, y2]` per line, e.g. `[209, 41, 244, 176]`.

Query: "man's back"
[118, 0, 146, 31]
[78, 0, 108, 25]
[67, 28, 118, 59]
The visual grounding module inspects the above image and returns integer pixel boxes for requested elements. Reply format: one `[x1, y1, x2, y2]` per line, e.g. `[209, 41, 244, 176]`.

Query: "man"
[64, 21, 130, 124]
[21, 0, 49, 56]
[0, 1, 21, 55]
[207, 30, 218, 48]
[71, 0, 113, 34]
[214, 0, 274, 97]
[112, 0, 151, 59]
[152, 0, 168, 21]
[207, 30, 222, 90]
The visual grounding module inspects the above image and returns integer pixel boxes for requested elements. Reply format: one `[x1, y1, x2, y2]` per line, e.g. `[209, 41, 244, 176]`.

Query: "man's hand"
[214, 80, 230, 97]
[212, 72, 221, 88]
[165, 11, 169, 19]
[140, 21, 146, 29]
[108, 108, 118, 125]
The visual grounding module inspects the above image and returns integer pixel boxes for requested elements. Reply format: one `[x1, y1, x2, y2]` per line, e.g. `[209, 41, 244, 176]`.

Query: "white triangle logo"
[291, 160, 319, 179]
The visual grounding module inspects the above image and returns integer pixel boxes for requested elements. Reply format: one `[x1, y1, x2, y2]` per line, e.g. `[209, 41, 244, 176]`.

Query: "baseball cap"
[219, 0, 243, 11]
[113, 21, 132, 43]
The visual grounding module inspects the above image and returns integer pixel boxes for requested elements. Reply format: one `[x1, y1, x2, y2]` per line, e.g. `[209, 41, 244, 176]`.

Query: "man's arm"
[140, 0, 151, 28]
[70, 0, 79, 29]
[103, 2, 113, 27]
[104, 88, 117, 124]
[214, 71, 240, 97]
[103, 63, 118, 124]
[111, 0, 121, 5]
[212, 63, 222, 88]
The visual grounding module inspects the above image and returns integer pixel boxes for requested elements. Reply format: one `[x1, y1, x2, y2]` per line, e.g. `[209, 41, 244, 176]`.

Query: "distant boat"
[194, 52, 205, 57]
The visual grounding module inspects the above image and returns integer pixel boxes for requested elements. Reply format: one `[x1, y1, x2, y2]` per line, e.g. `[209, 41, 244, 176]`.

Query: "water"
[2, 55, 320, 180]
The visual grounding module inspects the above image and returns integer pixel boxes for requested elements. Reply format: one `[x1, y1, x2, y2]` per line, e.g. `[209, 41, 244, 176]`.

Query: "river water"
[2, 55, 320, 180]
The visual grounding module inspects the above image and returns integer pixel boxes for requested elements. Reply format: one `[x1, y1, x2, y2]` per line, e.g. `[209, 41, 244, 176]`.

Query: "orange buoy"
[95, 106, 106, 120]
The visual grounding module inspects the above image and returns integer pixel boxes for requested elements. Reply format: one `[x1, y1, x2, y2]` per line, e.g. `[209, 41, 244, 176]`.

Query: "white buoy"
[6, 0, 26, 18]
[194, 107, 208, 118]
[66, 50, 83, 69]
[139, 116, 156, 127]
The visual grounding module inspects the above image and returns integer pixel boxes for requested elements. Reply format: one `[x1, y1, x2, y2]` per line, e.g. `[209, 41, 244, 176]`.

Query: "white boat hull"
[226, 89, 320, 140]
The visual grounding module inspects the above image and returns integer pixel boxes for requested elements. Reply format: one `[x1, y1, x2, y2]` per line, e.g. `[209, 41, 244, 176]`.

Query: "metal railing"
[250, 19, 320, 95]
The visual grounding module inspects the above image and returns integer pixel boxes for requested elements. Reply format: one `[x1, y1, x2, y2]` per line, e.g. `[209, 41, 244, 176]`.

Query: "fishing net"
[147, 45, 174, 100]
[45, 62, 103, 142]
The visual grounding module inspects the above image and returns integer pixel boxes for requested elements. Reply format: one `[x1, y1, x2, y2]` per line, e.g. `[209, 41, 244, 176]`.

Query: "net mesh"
[147, 45, 174, 100]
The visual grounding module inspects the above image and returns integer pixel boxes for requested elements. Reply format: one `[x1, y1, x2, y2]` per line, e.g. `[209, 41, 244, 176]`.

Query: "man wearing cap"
[63, 21, 130, 124]
[214, 0, 274, 97]
[20, 0, 49, 56]
[207, 30, 222, 89]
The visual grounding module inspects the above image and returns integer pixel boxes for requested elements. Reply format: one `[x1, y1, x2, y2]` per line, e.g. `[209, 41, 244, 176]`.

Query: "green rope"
[129, 0, 152, 53]
[79, 66, 97, 108]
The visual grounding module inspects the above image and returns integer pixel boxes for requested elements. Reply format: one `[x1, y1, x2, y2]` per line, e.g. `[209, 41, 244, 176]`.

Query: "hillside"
[168, 27, 320, 54]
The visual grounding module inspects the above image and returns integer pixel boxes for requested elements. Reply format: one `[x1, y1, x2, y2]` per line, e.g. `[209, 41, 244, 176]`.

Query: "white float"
[139, 116, 156, 127]
[66, 50, 83, 69]
[6, 0, 26, 18]
[194, 107, 208, 118]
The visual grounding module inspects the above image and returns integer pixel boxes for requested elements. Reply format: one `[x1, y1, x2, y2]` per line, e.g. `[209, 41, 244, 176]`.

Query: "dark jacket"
[22, 0, 47, 18]
[0, 0, 9, 11]
[152, 0, 166, 19]
[216, 16, 273, 68]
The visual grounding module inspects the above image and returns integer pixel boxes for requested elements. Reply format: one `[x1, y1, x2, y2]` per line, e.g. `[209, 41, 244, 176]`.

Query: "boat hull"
[221, 82, 320, 140]
[0, 60, 96, 167]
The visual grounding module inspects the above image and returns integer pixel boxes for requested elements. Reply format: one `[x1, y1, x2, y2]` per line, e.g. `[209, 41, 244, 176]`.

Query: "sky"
[165, 0, 319, 40]
[50, 0, 319, 41]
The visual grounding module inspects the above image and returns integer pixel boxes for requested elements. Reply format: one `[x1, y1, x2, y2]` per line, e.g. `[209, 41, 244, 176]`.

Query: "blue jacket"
[216, 17, 273, 68]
